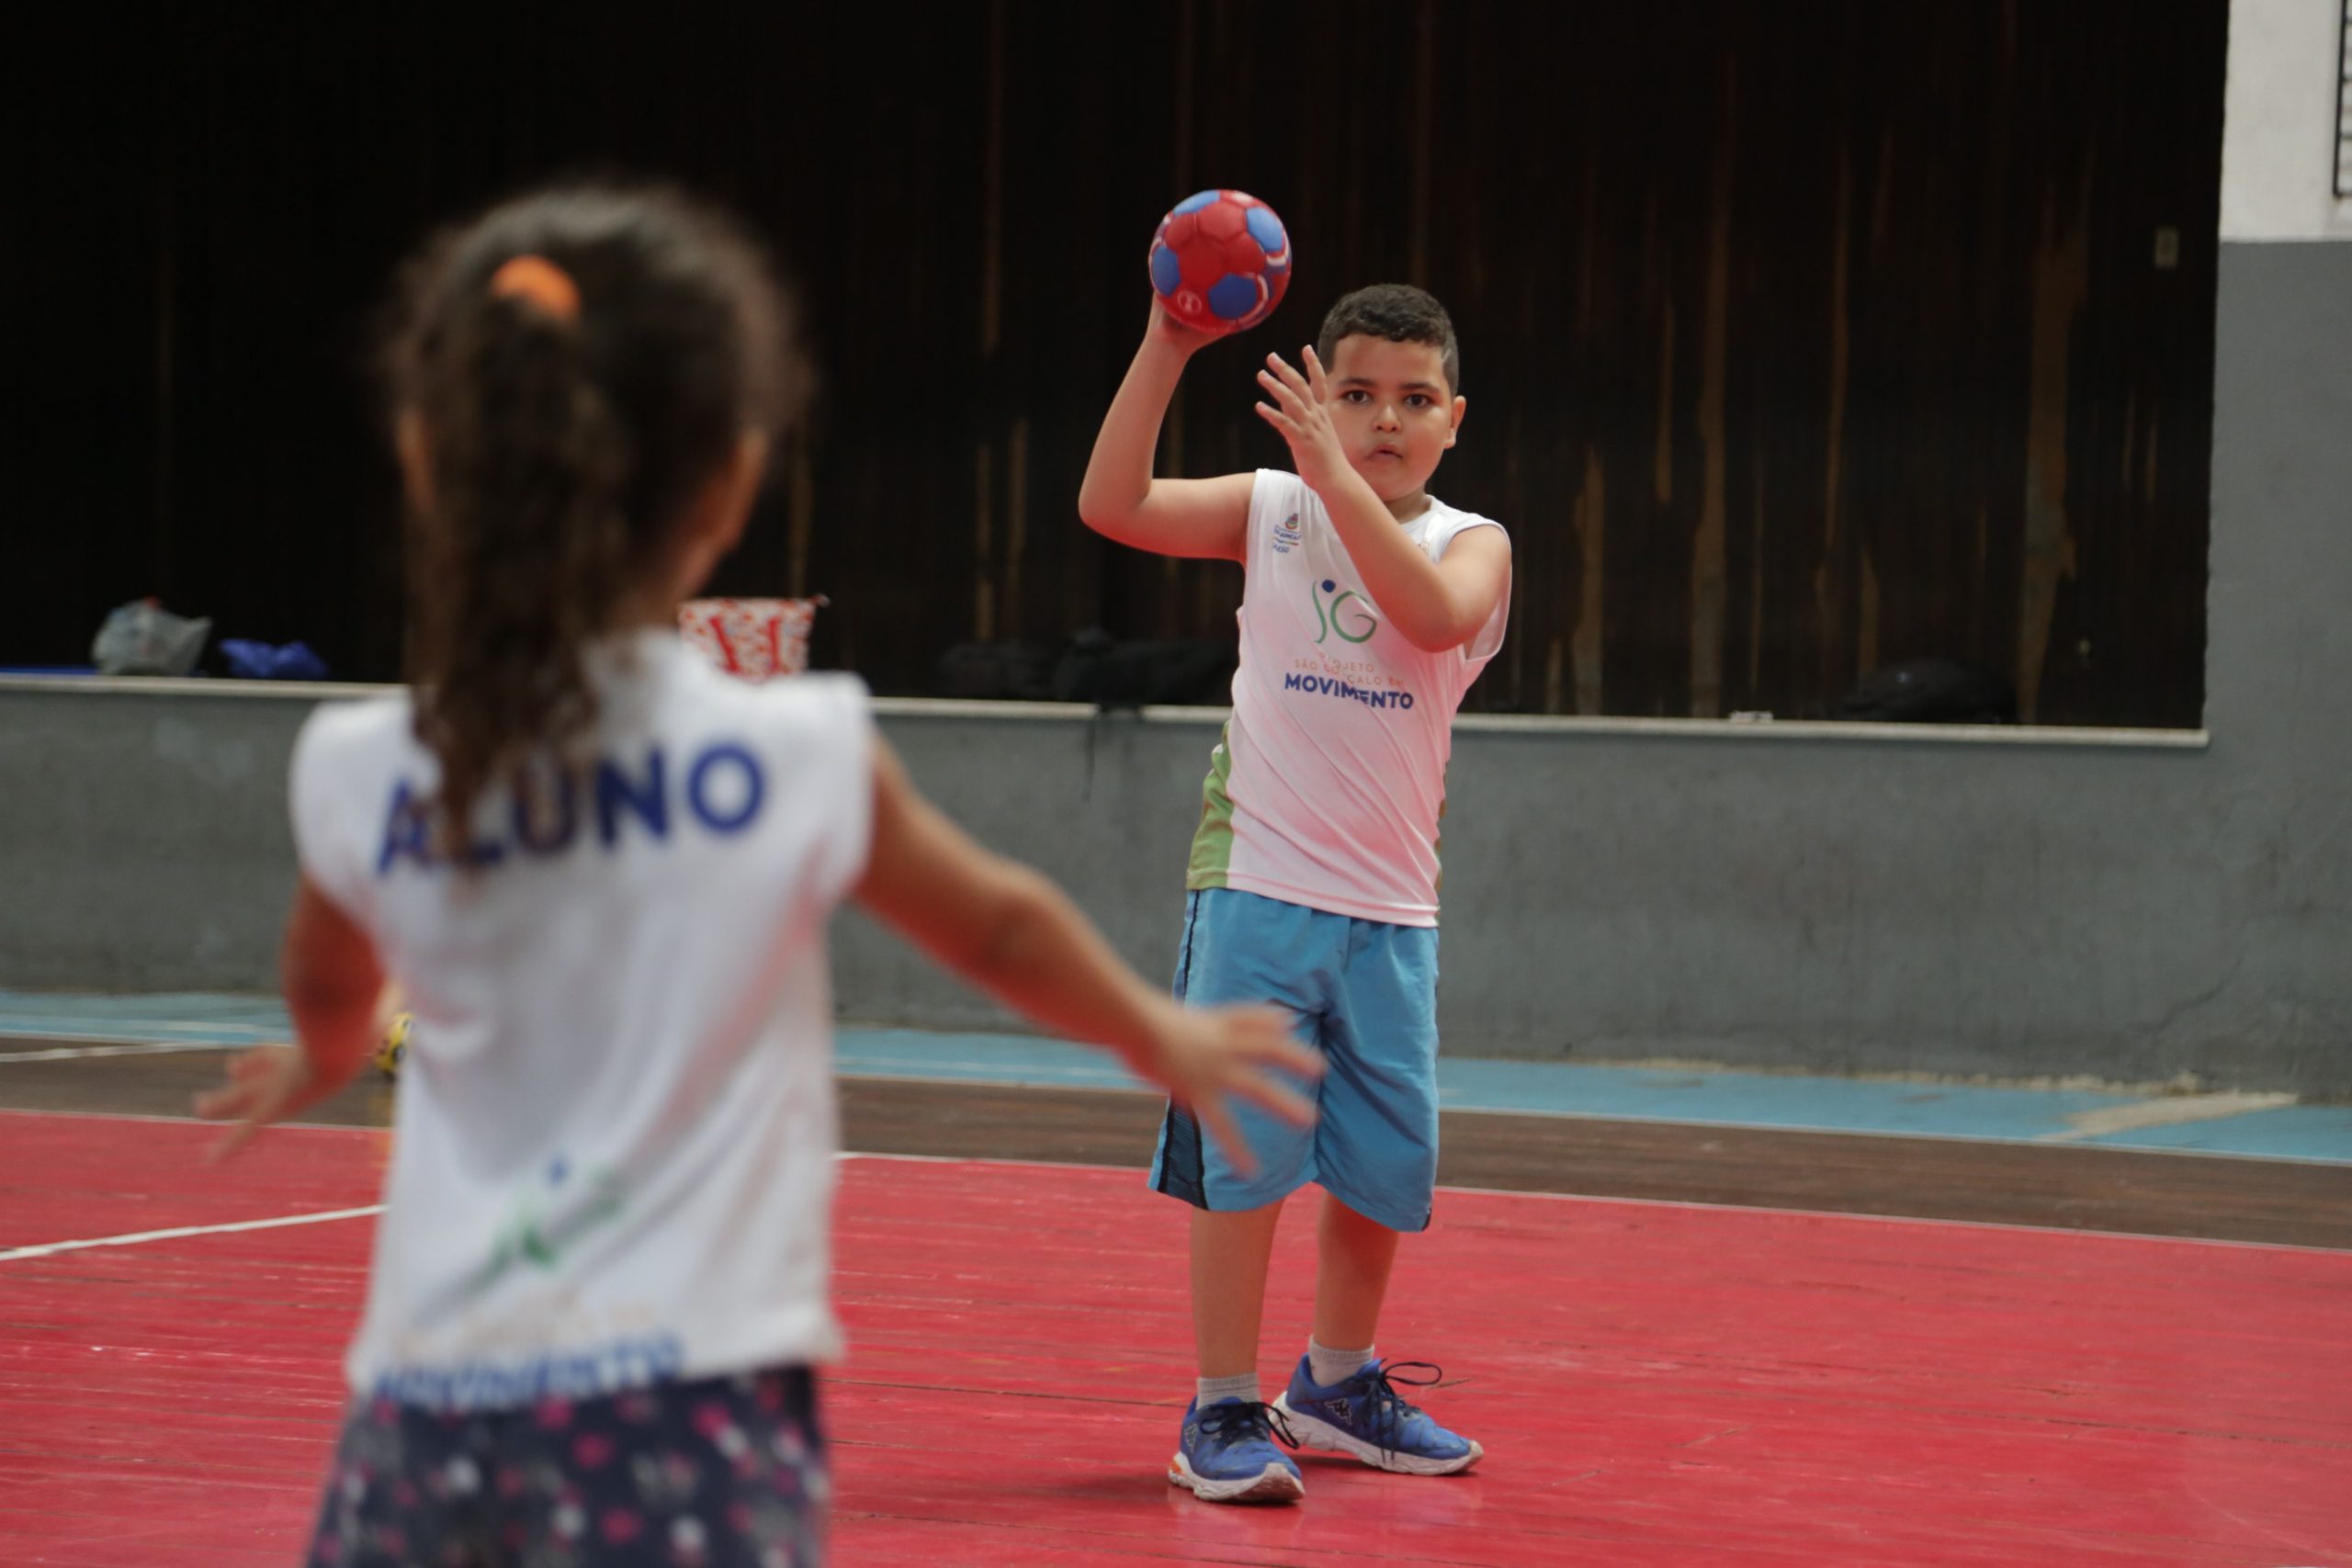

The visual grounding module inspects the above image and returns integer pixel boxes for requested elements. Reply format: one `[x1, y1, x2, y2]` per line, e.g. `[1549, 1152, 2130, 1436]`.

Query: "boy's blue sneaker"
[1168, 1397, 1306, 1504]
[1272, 1358, 1484, 1475]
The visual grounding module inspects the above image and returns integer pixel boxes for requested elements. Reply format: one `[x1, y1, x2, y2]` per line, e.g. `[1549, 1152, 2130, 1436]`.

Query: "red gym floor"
[2, 1110, 2346, 1566]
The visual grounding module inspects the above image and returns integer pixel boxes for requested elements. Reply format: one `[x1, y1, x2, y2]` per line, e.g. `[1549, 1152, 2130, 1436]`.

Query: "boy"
[1078, 283, 1511, 1503]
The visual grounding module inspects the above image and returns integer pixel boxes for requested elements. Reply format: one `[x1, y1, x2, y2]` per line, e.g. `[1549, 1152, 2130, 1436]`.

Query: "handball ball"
[1148, 189, 1292, 334]
[373, 1011, 412, 1079]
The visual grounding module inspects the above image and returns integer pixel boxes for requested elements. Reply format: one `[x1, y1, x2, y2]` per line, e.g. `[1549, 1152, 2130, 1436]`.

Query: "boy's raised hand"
[1253, 346, 1351, 497]
[1148, 298, 1223, 356]
[1142, 999, 1321, 1178]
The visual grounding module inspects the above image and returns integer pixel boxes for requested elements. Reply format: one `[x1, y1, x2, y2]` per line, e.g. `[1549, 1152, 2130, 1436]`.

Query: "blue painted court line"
[1430, 1055, 2128, 1140]
[4, 991, 2345, 1164]
[839, 1032, 2352, 1163]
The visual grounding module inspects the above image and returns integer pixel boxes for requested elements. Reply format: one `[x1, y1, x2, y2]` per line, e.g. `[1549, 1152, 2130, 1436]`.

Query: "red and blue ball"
[1148, 189, 1292, 334]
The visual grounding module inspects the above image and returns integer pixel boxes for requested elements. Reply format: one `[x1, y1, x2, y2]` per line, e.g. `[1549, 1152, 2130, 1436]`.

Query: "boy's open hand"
[1144, 1001, 1321, 1178]
[1254, 347, 1351, 497]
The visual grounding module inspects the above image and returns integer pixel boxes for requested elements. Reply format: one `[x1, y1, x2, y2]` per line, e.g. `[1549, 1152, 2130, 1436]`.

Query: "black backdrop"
[5, 0, 2224, 724]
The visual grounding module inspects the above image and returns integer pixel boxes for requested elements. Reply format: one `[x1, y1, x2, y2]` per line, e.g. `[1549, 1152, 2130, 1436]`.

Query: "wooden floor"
[2, 1039, 2349, 1564]
[6, 1038, 2346, 1247]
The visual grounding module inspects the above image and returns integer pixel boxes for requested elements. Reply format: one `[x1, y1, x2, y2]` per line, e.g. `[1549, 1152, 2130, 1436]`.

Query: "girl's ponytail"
[382, 188, 801, 854]
[409, 257, 628, 851]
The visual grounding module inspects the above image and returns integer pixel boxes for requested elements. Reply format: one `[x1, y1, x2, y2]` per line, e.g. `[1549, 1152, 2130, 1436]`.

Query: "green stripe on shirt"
[1184, 724, 1237, 890]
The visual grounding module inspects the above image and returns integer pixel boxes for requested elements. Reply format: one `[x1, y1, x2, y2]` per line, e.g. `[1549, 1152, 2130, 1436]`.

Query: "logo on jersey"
[376, 739, 767, 876]
[469, 1155, 625, 1294]
[1311, 579, 1378, 645]
[1282, 670, 1416, 711]
[1272, 512, 1302, 554]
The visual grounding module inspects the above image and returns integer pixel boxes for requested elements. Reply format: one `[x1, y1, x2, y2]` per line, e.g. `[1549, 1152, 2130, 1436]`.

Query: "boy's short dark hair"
[1316, 284, 1460, 393]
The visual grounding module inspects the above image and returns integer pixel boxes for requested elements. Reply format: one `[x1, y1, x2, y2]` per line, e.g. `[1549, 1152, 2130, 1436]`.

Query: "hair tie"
[489, 254, 581, 323]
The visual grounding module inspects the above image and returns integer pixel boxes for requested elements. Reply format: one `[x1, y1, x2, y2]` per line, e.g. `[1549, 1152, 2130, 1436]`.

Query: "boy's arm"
[1076, 305, 1254, 562]
[1256, 348, 1513, 653]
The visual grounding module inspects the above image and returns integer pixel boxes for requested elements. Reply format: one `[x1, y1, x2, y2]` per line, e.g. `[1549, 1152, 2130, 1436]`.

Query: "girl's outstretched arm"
[852, 737, 1317, 1171]
[195, 880, 387, 1159]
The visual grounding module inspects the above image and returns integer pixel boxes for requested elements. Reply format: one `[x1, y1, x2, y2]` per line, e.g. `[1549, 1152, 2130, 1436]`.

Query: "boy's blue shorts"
[1150, 886, 1441, 1233]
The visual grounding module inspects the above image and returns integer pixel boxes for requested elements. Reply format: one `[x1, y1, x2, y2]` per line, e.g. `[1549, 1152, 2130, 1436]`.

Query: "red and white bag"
[678, 597, 823, 682]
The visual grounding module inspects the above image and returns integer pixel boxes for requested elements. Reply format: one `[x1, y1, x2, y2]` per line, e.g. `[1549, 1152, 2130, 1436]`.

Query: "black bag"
[1838, 657, 2018, 723]
[1050, 628, 1237, 708]
[937, 630, 1237, 707]
[935, 639, 1061, 702]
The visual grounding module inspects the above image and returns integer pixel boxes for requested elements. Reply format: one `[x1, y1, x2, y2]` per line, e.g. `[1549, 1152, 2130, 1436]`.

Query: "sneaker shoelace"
[1197, 1399, 1299, 1452]
[1348, 1359, 1446, 1456]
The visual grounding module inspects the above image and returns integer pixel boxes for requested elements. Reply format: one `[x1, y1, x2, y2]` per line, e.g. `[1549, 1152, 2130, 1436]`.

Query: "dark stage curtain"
[5, 0, 2223, 725]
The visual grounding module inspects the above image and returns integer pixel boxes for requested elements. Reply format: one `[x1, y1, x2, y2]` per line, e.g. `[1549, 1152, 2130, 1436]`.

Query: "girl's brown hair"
[382, 184, 804, 849]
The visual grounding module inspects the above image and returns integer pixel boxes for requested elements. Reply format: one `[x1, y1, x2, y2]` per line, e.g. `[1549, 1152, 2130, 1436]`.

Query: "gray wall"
[2193, 241, 2352, 1094]
[4, 244, 2346, 1094]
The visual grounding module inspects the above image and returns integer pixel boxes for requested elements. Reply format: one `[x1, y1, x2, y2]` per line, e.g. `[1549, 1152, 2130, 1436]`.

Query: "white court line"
[2, 1112, 2342, 1263]
[2041, 1090, 2301, 1142]
[835, 1071, 2352, 1168]
[8, 1055, 2342, 1169]
[0, 1024, 281, 1047]
[0, 1011, 284, 1032]
[834, 1151, 2352, 1259]
[0, 1040, 260, 1064]
[0, 1205, 384, 1265]
[7, 1031, 2341, 1161]
[0, 1106, 387, 1134]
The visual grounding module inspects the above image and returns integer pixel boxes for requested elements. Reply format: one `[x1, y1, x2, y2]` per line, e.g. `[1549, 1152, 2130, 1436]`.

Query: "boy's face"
[1322, 334, 1465, 503]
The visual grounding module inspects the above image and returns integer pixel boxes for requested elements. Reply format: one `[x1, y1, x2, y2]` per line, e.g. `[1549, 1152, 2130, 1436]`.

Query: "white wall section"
[2222, 0, 2352, 238]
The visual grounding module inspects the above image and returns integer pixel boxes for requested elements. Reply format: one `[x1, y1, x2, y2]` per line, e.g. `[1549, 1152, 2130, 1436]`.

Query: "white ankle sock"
[1197, 1371, 1260, 1407]
[1307, 1337, 1374, 1388]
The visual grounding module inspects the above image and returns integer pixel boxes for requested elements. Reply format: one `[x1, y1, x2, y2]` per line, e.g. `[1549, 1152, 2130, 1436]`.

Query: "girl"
[196, 183, 1315, 1567]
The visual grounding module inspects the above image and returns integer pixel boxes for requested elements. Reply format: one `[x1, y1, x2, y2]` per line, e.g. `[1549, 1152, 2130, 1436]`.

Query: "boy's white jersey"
[1187, 468, 1509, 927]
[290, 632, 872, 1411]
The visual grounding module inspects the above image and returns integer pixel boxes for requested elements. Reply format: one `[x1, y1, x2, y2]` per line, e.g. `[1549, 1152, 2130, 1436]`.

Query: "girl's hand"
[1253, 346, 1351, 498]
[1139, 1001, 1321, 1177]
[194, 1044, 333, 1162]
